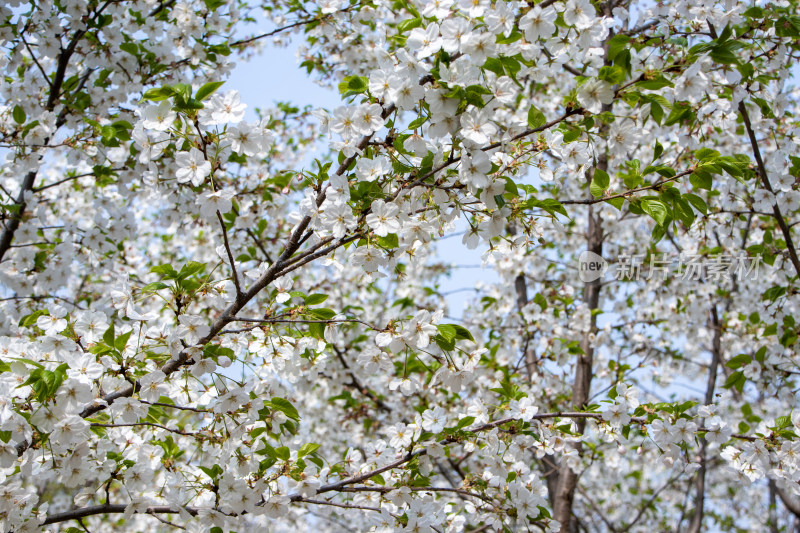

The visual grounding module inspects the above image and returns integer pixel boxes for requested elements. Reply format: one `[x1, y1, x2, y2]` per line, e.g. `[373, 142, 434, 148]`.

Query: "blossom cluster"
[0, 0, 799, 532]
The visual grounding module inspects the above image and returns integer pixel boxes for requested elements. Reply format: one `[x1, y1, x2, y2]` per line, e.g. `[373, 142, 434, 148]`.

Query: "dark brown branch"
[332, 345, 392, 412]
[32, 168, 125, 193]
[232, 316, 378, 328]
[686, 304, 723, 533]
[139, 400, 208, 413]
[216, 210, 244, 303]
[19, 30, 54, 91]
[773, 480, 800, 518]
[339, 485, 496, 505]
[397, 109, 582, 196]
[40, 504, 198, 526]
[706, 21, 800, 278]
[738, 102, 800, 277]
[90, 422, 196, 436]
[553, 105, 609, 532]
[293, 497, 383, 513]
[243, 226, 273, 263]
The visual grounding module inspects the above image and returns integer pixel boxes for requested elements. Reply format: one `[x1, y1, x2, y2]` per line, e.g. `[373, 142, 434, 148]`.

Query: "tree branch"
[40, 504, 198, 526]
[706, 21, 800, 278]
[216, 210, 244, 302]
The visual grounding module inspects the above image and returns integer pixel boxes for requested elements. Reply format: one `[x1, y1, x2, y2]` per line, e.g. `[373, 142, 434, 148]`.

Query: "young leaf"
[196, 81, 225, 101]
[527, 106, 546, 129]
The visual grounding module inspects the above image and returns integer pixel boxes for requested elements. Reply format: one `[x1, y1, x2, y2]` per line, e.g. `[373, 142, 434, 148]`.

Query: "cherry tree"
[1, 0, 800, 531]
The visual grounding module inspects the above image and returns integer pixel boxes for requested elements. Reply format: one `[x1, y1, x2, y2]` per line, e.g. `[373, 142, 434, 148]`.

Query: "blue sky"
[227, 42, 340, 113]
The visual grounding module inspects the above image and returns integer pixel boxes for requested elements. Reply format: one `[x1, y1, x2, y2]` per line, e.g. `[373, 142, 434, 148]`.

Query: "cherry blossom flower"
[175, 148, 211, 186]
[366, 199, 401, 237]
[140, 101, 176, 131]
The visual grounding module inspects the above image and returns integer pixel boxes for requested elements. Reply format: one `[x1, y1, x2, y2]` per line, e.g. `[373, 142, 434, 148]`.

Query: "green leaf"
[270, 397, 300, 422]
[452, 324, 474, 341]
[640, 198, 669, 226]
[499, 56, 521, 79]
[775, 415, 793, 430]
[743, 6, 764, 18]
[408, 116, 428, 130]
[723, 371, 746, 393]
[526, 198, 569, 218]
[527, 106, 546, 129]
[256, 441, 276, 458]
[636, 76, 674, 90]
[172, 83, 192, 104]
[119, 42, 139, 56]
[434, 334, 455, 352]
[377, 233, 399, 249]
[196, 81, 225, 101]
[199, 464, 223, 479]
[436, 324, 458, 342]
[141, 86, 175, 101]
[755, 346, 766, 363]
[710, 40, 744, 65]
[19, 309, 49, 328]
[12, 105, 26, 124]
[102, 323, 116, 348]
[715, 156, 749, 182]
[397, 17, 423, 33]
[151, 263, 179, 278]
[178, 261, 206, 279]
[653, 141, 664, 161]
[726, 354, 751, 370]
[338, 75, 368, 98]
[561, 124, 582, 142]
[456, 416, 476, 429]
[115, 330, 132, 352]
[275, 446, 291, 461]
[308, 321, 325, 339]
[683, 193, 707, 215]
[305, 293, 329, 305]
[483, 57, 505, 77]
[590, 168, 610, 198]
[465, 85, 491, 107]
[775, 16, 800, 38]
[495, 30, 522, 44]
[689, 171, 712, 190]
[607, 34, 631, 62]
[297, 443, 321, 458]
[763, 286, 786, 302]
[673, 197, 695, 227]
[664, 102, 692, 126]
[204, 0, 226, 10]
[307, 308, 337, 320]
[598, 65, 626, 84]
[694, 148, 719, 162]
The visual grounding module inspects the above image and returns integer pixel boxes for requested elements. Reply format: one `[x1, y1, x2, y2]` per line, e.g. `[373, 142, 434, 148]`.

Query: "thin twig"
[216, 210, 244, 302]
[90, 422, 196, 436]
[561, 169, 694, 205]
